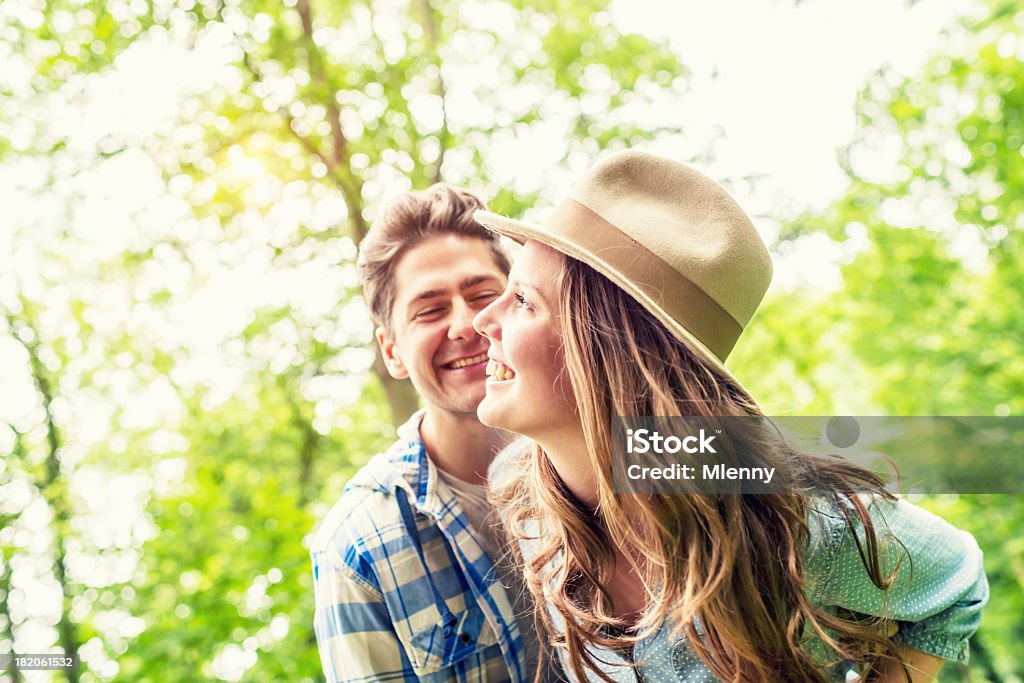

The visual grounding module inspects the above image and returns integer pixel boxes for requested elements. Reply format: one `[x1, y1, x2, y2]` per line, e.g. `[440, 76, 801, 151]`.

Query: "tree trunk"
[0, 543, 25, 683]
[281, 378, 320, 506]
[371, 355, 421, 428]
[8, 315, 79, 683]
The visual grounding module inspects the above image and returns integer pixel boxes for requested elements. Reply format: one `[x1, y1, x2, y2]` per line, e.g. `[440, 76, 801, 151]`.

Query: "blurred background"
[1, 0, 1022, 680]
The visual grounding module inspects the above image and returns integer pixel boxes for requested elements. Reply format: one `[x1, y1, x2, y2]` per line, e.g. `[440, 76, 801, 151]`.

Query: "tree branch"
[0, 428, 25, 683]
[291, 1, 419, 425]
[228, 4, 368, 243]
[415, 0, 448, 184]
[295, 0, 369, 242]
[223, 2, 420, 425]
[6, 309, 78, 683]
[238, 52, 334, 170]
[0, 543, 24, 683]
[277, 375, 319, 507]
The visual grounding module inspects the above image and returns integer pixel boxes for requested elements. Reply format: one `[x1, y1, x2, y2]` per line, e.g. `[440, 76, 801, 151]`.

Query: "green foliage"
[732, 4, 1024, 679]
[918, 495, 1024, 680]
[1, 0, 692, 680]
[113, 463, 318, 683]
[2, 0, 1023, 680]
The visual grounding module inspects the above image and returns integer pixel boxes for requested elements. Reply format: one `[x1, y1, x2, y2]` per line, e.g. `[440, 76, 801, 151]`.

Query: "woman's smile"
[485, 357, 517, 382]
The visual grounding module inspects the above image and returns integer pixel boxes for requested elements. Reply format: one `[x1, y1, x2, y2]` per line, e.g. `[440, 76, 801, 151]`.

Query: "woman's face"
[472, 240, 579, 441]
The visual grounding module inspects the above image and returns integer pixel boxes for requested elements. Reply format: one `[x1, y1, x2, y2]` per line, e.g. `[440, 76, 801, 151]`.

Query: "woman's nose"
[473, 300, 500, 341]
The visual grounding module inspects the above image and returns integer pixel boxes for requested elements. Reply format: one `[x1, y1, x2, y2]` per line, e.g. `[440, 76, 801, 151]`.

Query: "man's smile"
[441, 352, 489, 370]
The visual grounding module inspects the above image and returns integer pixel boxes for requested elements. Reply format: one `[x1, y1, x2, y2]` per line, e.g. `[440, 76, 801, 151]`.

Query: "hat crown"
[567, 150, 773, 330]
[473, 148, 773, 396]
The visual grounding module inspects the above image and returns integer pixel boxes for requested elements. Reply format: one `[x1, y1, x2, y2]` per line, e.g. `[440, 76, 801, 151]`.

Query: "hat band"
[547, 198, 743, 361]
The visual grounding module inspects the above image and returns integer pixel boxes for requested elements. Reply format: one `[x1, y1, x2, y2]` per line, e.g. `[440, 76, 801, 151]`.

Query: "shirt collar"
[396, 408, 426, 442]
[386, 409, 453, 520]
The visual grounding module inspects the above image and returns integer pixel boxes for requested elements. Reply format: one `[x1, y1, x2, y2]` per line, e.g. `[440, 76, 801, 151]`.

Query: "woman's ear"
[376, 327, 409, 379]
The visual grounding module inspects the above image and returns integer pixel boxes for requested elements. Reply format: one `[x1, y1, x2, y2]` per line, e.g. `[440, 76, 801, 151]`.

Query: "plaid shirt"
[311, 412, 528, 683]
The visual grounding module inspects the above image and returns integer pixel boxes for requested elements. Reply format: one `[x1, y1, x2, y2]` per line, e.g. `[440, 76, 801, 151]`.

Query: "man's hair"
[357, 183, 511, 332]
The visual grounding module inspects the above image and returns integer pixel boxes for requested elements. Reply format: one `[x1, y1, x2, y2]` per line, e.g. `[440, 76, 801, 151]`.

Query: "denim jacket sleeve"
[805, 495, 989, 664]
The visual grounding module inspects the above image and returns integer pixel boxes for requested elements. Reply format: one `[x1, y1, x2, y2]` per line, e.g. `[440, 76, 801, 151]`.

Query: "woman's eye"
[513, 292, 530, 309]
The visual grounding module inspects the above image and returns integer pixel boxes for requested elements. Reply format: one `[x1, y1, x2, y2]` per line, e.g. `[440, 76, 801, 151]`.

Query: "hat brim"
[475, 209, 759, 406]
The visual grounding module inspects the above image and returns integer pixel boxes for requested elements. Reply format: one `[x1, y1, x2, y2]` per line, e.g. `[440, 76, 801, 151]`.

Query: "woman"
[470, 150, 987, 682]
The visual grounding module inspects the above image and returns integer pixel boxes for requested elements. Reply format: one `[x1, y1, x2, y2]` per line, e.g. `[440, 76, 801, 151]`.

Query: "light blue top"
[492, 449, 989, 682]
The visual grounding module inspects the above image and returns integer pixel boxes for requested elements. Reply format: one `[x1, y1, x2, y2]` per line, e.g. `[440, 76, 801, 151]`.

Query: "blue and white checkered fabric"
[311, 412, 528, 682]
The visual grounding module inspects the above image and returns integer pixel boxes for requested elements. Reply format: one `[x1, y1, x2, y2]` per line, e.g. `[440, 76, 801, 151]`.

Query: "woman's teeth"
[447, 353, 488, 369]
[485, 359, 517, 381]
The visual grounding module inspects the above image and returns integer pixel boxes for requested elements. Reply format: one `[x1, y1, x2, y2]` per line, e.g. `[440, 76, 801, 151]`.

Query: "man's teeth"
[485, 359, 517, 381]
[448, 353, 488, 369]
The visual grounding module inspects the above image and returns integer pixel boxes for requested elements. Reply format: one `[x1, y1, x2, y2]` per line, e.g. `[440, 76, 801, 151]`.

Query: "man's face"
[377, 234, 508, 417]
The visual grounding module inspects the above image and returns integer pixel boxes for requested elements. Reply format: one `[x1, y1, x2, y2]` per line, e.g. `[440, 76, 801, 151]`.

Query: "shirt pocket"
[401, 603, 502, 675]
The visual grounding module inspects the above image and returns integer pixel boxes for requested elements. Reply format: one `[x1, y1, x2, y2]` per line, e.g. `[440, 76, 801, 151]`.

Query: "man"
[311, 184, 541, 682]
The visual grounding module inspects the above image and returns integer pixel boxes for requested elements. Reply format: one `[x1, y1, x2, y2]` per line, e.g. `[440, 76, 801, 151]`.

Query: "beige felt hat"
[474, 149, 772, 399]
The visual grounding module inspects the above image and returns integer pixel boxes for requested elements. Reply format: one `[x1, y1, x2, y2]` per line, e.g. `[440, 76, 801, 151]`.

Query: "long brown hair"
[494, 255, 910, 682]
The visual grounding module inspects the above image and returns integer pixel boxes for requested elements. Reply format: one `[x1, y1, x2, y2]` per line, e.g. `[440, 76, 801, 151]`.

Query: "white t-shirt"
[436, 467, 555, 681]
